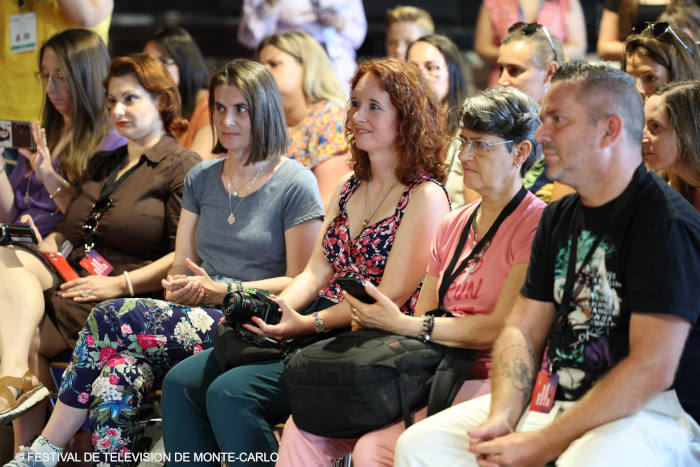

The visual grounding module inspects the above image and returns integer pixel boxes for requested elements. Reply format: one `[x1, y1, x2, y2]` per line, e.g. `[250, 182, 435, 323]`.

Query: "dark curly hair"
[346, 58, 447, 184]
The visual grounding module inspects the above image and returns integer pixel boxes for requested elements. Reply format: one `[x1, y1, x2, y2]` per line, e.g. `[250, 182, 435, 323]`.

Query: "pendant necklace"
[226, 160, 267, 225]
[362, 178, 400, 229]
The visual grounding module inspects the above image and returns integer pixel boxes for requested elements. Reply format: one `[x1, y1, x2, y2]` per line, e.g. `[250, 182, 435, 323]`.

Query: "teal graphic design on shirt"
[550, 230, 622, 400]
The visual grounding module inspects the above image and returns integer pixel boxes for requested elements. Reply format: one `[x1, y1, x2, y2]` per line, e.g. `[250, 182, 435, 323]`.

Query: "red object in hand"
[44, 251, 80, 281]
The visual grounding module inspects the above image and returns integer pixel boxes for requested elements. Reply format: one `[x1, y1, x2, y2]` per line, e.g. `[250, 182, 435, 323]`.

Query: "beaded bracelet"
[418, 315, 435, 343]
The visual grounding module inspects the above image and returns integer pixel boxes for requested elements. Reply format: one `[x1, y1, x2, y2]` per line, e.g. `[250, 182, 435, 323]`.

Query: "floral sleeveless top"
[319, 173, 446, 314]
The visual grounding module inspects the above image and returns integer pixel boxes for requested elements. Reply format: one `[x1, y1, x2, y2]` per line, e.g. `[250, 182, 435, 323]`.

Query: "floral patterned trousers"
[58, 298, 222, 464]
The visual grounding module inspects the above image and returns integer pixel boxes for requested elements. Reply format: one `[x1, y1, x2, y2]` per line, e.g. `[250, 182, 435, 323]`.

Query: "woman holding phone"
[0, 29, 125, 237]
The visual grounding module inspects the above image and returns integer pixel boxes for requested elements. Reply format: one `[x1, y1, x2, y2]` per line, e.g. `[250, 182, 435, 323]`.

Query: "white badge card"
[9, 12, 38, 53]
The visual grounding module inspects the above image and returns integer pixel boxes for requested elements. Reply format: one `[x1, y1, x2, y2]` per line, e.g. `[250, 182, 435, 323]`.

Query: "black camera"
[0, 223, 37, 246]
[222, 288, 281, 325]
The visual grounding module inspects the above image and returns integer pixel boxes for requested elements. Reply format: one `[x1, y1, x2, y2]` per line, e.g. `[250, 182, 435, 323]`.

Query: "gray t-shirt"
[183, 157, 323, 281]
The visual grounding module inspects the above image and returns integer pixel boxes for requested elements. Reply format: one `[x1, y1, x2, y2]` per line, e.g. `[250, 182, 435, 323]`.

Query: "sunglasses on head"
[507, 22, 560, 63]
[641, 22, 694, 57]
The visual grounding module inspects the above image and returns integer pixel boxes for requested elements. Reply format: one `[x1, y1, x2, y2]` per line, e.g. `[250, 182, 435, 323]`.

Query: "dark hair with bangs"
[208, 59, 289, 164]
[346, 58, 447, 184]
[460, 87, 542, 176]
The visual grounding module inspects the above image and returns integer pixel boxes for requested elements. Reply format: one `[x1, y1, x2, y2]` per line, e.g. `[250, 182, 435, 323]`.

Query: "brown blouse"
[45, 135, 201, 346]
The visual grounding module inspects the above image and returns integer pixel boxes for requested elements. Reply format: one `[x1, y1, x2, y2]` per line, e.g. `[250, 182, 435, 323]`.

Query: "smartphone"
[44, 251, 80, 282]
[0, 120, 36, 150]
[0, 223, 37, 246]
[336, 277, 376, 304]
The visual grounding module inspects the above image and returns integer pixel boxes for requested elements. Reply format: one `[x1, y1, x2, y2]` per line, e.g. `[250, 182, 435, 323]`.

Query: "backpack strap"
[426, 346, 476, 416]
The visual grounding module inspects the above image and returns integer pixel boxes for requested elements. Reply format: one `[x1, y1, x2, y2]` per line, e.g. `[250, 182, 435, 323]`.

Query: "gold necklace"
[226, 161, 267, 225]
[362, 178, 400, 229]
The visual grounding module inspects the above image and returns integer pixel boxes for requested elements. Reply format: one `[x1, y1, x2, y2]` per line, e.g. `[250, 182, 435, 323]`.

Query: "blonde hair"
[257, 31, 346, 105]
[386, 6, 435, 35]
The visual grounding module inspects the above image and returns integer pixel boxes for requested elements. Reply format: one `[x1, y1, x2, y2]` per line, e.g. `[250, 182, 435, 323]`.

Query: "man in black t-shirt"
[394, 62, 700, 466]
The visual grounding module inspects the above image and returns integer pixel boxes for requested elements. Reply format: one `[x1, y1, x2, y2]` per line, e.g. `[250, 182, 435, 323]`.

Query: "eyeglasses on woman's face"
[34, 70, 66, 89]
[454, 136, 514, 155]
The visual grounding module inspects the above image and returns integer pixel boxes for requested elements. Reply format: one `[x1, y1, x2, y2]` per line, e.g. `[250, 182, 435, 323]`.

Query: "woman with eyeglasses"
[474, 0, 586, 87]
[256, 31, 350, 209]
[0, 53, 199, 439]
[0, 29, 125, 238]
[277, 86, 546, 467]
[623, 22, 700, 100]
[5, 58, 325, 466]
[407, 34, 471, 209]
[143, 26, 213, 157]
[643, 81, 700, 214]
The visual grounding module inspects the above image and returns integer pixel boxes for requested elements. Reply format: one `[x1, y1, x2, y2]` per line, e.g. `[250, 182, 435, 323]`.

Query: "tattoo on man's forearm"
[493, 344, 536, 406]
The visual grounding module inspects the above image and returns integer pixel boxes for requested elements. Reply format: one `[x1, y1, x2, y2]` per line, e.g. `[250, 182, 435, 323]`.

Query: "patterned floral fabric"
[319, 174, 445, 313]
[58, 298, 222, 463]
[287, 99, 347, 169]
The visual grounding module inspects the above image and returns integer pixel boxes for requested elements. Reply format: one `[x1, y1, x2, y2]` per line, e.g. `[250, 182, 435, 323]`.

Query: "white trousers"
[394, 390, 700, 466]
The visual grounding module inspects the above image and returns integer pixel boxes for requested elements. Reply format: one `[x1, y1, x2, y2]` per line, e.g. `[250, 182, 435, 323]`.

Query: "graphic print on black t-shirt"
[550, 230, 624, 401]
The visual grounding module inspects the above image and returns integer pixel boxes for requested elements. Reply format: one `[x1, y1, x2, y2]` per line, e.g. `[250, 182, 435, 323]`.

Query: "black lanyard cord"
[547, 203, 604, 371]
[438, 186, 528, 306]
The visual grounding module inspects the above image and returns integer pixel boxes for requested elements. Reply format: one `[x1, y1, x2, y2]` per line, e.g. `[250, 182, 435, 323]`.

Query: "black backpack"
[283, 187, 528, 437]
[284, 328, 469, 437]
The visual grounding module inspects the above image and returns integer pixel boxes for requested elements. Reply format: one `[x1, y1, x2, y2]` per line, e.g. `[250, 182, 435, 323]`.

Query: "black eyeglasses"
[81, 197, 114, 250]
[643, 22, 694, 57]
[507, 22, 560, 63]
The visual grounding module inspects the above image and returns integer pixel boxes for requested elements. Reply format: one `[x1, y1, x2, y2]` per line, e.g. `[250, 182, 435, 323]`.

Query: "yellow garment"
[0, 0, 111, 121]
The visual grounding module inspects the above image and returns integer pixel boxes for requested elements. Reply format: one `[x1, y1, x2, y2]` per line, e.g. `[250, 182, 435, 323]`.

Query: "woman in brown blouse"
[0, 53, 199, 437]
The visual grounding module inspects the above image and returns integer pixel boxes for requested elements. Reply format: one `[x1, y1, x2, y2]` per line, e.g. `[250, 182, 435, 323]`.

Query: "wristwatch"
[313, 312, 325, 333]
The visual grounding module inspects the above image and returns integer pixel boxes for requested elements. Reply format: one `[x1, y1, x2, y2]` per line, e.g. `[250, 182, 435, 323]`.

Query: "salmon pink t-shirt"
[427, 190, 545, 378]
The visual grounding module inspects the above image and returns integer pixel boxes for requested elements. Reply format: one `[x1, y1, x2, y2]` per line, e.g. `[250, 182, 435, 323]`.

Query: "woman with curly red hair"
[159, 58, 450, 464]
